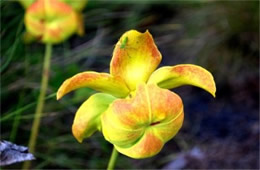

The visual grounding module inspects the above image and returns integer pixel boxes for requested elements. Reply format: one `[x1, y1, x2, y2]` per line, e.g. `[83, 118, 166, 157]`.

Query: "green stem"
[107, 147, 119, 170]
[22, 43, 52, 170]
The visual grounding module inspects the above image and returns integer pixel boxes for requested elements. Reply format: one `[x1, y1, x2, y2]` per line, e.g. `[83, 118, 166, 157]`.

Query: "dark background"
[1, 0, 259, 169]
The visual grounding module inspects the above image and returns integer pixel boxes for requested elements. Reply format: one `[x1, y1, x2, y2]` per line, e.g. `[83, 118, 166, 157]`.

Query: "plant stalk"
[22, 43, 52, 170]
[107, 147, 119, 170]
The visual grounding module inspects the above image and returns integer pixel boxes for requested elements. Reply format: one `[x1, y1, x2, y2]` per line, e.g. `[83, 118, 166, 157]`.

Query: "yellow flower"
[57, 30, 216, 158]
[23, 0, 86, 44]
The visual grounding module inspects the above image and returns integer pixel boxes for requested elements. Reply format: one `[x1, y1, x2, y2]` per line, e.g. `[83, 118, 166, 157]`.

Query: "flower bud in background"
[22, 0, 86, 44]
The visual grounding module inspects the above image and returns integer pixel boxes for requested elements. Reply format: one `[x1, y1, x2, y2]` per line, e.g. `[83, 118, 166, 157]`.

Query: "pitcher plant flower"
[22, 0, 87, 44]
[57, 30, 216, 159]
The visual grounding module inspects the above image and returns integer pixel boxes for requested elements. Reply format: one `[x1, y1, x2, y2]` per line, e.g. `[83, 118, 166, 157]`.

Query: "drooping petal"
[110, 30, 162, 90]
[148, 64, 216, 97]
[115, 130, 164, 159]
[25, 0, 79, 44]
[72, 93, 116, 143]
[57, 72, 129, 99]
[115, 111, 184, 159]
[101, 83, 184, 158]
[152, 111, 184, 143]
[102, 111, 145, 148]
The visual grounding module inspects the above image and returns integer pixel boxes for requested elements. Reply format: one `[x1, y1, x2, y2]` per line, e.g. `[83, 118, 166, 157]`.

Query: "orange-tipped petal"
[72, 93, 116, 143]
[148, 64, 216, 97]
[25, 0, 79, 44]
[115, 111, 184, 159]
[110, 30, 162, 91]
[101, 83, 184, 158]
[57, 71, 129, 100]
[115, 130, 164, 159]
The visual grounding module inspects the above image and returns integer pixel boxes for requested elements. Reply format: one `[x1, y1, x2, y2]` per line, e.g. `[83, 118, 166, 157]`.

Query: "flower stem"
[107, 147, 119, 170]
[22, 43, 52, 170]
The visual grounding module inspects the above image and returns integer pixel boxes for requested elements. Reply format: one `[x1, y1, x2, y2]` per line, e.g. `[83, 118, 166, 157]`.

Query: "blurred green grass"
[1, 0, 259, 169]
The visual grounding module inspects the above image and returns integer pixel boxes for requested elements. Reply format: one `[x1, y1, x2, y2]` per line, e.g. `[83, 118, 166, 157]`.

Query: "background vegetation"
[1, 0, 259, 169]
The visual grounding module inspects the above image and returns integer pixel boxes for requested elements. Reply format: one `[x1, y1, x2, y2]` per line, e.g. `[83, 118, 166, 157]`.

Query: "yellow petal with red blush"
[57, 71, 129, 100]
[101, 83, 184, 158]
[72, 93, 116, 143]
[110, 30, 162, 91]
[148, 64, 216, 97]
[25, 0, 79, 44]
[115, 130, 163, 159]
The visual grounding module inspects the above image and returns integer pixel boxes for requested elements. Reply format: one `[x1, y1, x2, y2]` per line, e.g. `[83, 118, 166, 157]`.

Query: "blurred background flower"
[1, 0, 259, 169]
[19, 0, 87, 44]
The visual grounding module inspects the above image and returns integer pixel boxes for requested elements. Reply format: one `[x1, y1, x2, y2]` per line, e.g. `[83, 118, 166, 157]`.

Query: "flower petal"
[115, 130, 163, 159]
[148, 64, 216, 97]
[102, 83, 184, 158]
[115, 112, 184, 159]
[110, 30, 162, 90]
[57, 72, 129, 100]
[72, 93, 116, 143]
